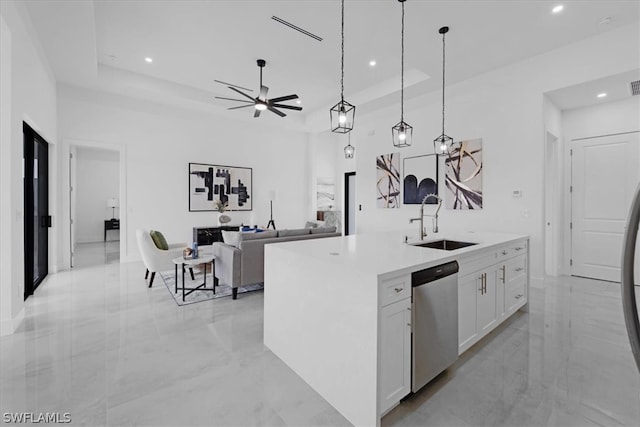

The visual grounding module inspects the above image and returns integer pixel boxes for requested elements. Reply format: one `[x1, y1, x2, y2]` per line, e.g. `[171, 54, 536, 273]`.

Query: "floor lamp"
[267, 190, 277, 230]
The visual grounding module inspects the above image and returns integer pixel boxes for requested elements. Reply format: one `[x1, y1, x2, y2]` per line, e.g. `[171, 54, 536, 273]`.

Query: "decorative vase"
[218, 213, 231, 226]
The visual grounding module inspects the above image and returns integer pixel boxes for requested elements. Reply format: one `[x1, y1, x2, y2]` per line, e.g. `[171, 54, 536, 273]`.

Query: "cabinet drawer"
[507, 280, 526, 310]
[380, 275, 411, 307]
[497, 240, 528, 261]
[458, 252, 497, 276]
[508, 255, 527, 280]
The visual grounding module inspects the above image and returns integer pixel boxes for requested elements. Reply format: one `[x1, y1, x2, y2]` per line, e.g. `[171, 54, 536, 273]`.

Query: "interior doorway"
[571, 131, 640, 283]
[344, 172, 356, 235]
[23, 122, 51, 299]
[544, 131, 561, 276]
[70, 146, 121, 268]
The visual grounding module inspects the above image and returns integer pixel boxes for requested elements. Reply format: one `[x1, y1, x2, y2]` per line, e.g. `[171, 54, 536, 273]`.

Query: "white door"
[572, 132, 640, 282]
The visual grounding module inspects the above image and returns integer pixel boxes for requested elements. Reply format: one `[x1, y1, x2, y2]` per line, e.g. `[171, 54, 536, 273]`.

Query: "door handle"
[501, 265, 506, 284]
[40, 215, 52, 228]
[479, 274, 484, 294]
[484, 273, 487, 294]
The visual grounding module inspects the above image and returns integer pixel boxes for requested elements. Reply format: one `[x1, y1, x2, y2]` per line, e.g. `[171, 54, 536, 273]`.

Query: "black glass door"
[24, 123, 50, 299]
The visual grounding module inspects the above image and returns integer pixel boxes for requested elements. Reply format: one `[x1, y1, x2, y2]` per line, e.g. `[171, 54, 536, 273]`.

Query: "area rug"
[159, 269, 263, 306]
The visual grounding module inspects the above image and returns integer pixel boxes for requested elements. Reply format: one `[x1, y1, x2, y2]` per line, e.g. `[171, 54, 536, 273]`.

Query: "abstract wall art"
[317, 177, 335, 211]
[444, 138, 483, 210]
[189, 163, 252, 211]
[376, 153, 401, 208]
[403, 154, 438, 205]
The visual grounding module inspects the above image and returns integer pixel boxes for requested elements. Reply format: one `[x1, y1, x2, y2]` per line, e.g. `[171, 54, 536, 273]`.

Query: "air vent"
[271, 16, 323, 42]
[631, 80, 640, 96]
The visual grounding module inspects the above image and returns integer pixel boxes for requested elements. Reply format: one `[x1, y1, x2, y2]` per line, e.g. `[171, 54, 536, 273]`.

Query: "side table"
[172, 255, 217, 302]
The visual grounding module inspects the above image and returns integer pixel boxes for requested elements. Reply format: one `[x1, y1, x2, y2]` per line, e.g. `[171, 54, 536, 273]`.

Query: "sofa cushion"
[150, 230, 169, 250]
[310, 226, 337, 234]
[304, 221, 318, 228]
[278, 228, 310, 237]
[239, 229, 277, 243]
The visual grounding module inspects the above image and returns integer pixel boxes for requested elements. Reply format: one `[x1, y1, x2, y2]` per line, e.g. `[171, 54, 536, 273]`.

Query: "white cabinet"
[458, 239, 529, 355]
[458, 265, 497, 353]
[477, 266, 498, 335]
[458, 273, 479, 350]
[378, 276, 411, 416]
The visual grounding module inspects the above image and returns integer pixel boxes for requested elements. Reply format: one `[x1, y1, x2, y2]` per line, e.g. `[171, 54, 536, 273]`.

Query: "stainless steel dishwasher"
[411, 261, 459, 392]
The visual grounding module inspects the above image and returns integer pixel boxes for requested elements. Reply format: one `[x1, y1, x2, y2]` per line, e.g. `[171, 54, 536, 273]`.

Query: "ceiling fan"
[215, 59, 302, 118]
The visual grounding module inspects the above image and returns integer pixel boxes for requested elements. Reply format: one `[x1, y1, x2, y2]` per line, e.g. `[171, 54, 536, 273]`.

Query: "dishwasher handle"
[412, 261, 459, 286]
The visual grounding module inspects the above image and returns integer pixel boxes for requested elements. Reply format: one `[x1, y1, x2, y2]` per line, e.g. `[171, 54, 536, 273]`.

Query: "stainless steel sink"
[414, 239, 478, 250]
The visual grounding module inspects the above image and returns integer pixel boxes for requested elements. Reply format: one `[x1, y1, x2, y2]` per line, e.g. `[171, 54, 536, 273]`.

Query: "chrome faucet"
[409, 194, 443, 240]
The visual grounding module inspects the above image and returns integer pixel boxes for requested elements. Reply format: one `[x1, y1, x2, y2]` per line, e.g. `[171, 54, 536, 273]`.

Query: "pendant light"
[330, 0, 355, 133]
[344, 133, 355, 159]
[434, 26, 453, 156]
[392, 0, 412, 148]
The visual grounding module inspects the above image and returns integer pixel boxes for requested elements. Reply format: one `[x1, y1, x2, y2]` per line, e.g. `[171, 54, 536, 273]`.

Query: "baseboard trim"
[0, 306, 25, 336]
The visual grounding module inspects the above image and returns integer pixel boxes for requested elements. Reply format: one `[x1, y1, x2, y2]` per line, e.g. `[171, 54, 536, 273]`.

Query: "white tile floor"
[1, 254, 639, 426]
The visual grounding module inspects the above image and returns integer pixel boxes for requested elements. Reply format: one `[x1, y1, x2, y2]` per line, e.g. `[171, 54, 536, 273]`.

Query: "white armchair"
[136, 229, 187, 287]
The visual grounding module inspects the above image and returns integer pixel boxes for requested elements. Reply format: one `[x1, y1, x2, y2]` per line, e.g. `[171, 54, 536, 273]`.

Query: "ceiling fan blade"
[228, 104, 254, 110]
[215, 96, 253, 103]
[271, 104, 303, 111]
[267, 106, 286, 117]
[254, 109, 262, 118]
[259, 85, 269, 100]
[214, 79, 253, 92]
[228, 86, 256, 102]
[269, 94, 298, 103]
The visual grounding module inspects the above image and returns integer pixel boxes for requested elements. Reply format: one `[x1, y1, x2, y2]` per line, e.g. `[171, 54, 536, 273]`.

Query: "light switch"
[513, 189, 522, 198]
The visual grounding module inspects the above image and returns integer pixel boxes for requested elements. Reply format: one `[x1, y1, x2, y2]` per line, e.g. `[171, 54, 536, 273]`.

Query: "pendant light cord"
[441, 30, 446, 135]
[340, 0, 345, 101]
[400, 1, 405, 121]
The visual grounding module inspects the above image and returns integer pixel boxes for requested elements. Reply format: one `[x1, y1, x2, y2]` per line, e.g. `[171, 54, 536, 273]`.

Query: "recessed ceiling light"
[369, 60, 376, 67]
[145, 57, 153, 63]
[597, 92, 607, 98]
[552, 5, 564, 14]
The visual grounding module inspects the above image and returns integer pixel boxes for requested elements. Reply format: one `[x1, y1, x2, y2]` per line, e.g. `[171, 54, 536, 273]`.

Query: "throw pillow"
[222, 231, 240, 247]
[149, 230, 169, 250]
[305, 221, 318, 228]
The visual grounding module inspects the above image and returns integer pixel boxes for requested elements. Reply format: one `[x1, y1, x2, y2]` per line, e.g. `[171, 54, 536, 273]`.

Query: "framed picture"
[376, 153, 401, 208]
[403, 154, 438, 205]
[189, 163, 252, 211]
[445, 138, 483, 210]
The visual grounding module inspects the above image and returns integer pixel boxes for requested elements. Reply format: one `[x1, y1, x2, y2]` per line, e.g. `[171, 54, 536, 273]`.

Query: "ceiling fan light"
[255, 102, 267, 111]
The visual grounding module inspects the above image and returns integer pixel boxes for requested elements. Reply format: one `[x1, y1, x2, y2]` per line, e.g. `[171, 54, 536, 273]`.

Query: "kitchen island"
[263, 230, 529, 427]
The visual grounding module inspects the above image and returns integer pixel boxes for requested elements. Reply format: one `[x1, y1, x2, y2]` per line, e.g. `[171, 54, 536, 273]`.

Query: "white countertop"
[269, 230, 529, 279]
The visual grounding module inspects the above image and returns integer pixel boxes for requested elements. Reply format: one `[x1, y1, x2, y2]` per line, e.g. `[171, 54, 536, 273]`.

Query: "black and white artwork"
[403, 154, 438, 205]
[189, 163, 252, 211]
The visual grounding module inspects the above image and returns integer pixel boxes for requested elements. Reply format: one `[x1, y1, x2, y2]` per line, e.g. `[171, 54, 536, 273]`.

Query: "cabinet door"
[458, 273, 479, 352]
[379, 298, 411, 415]
[477, 267, 498, 334]
[496, 264, 507, 321]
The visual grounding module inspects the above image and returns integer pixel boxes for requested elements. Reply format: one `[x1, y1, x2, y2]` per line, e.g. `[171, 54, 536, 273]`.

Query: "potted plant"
[215, 199, 231, 226]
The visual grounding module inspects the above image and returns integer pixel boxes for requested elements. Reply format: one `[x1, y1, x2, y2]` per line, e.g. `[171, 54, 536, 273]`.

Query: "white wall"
[563, 97, 640, 141]
[324, 24, 639, 280]
[75, 147, 119, 243]
[0, 0, 57, 335]
[57, 86, 310, 264]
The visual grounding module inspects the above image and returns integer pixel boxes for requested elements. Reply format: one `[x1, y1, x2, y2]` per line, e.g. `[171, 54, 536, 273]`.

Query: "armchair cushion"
[150, 230, 169, 250]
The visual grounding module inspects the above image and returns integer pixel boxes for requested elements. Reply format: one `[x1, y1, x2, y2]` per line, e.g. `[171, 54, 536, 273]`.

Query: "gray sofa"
[212, 227, 340, 299]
